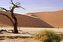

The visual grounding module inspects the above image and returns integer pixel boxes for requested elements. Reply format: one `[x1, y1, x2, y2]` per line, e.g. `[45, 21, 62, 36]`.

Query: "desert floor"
[0, 27, 63, 42]
[0, 37, 41, 42]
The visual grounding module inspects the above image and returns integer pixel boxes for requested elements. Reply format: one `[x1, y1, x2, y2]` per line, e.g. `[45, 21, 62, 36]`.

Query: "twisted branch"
[0, 7, 8, 11]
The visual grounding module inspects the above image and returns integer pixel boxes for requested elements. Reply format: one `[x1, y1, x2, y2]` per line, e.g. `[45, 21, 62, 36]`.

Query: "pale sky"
[0, 0, 63, 14]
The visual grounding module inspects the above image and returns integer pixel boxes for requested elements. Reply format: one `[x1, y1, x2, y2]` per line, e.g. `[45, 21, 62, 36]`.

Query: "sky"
[0, 0, 63, 14]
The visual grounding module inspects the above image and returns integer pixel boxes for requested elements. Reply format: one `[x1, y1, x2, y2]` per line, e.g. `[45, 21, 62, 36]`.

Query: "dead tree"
[0, 0, 25, 33]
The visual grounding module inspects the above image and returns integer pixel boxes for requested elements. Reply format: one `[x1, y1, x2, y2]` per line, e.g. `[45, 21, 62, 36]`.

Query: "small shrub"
[33, 30, 61, 42]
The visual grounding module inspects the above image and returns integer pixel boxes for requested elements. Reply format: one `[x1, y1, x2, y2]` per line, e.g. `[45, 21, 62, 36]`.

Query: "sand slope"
[27, 10, 63, 28]
[0, 11, 53, 28]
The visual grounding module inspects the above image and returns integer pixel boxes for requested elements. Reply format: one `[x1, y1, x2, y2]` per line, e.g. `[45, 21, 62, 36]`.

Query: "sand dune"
[0, 11, 53, 28]
[27, 10, 63, 28]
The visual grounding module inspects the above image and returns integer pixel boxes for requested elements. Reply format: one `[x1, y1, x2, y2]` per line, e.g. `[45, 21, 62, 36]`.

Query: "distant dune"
[27, 10, 63, 28]
[0, 11, 53, 28]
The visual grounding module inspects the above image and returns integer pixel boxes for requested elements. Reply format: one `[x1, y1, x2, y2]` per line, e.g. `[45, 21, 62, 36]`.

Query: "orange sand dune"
[27, 10, 63, 28]
[0, 11, 53, 28]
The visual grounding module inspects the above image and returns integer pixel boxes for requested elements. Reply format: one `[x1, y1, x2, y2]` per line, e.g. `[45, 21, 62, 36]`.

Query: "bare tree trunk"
[13, 16, 18, 33]
[11, 7, 18, 33]
[10, 0, 25, 33]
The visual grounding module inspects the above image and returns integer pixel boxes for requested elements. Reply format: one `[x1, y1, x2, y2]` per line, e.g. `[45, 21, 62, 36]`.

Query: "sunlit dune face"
[41, 14, 63, 28]
[28, 11, 63, 28]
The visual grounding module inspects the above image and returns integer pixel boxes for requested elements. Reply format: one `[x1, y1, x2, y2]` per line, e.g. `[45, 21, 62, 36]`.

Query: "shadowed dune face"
[27, 10, 63, 28]
[0, 13, 13, 27]
[16, 14, 53, 28]
[0, 11, 53, 28]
